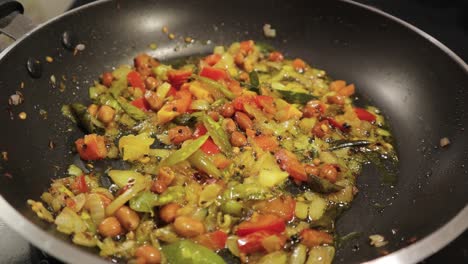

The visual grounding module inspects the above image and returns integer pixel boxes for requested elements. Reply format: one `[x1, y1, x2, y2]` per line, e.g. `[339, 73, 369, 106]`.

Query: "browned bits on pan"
[173, 216, 205, 237]
[8, 91, 24, 106]
[168, 126, 192, 145]
[39, 109, 48, 120]
[135, 245, 161, 264]
[1, 151, 8, 161]
[234, 112, 253, 131]
[159, 203, 180, 223]
[115, 206, 140, 231]
[18, 112, 27, 120]
[98, 216, 122, 237]
[48, 140, 55, 150]
[45, 56, 53, 63]
[230, 131, 247, 147]
[151, 167, 175, 194]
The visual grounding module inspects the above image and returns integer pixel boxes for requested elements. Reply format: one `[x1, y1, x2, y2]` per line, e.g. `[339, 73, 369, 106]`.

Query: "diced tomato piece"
[75, 134, 107, 161]
[232, 95, 255, 112]
[292, 58, 306, 71]
[76, 175, 88, 193]
[127, 71, 146, 93]
[204, 54, 222, 66]
[194, 230, 228, 250]
[274, 149, 308, 182]
[253, 135, 279, 152]
[168, 69, 192, 89]
[354, 107, 376, 122]
[194, 124, 221, 155]
[254, 196, 296, 221]
[201, 138, 220, 155]
[131, 97, 150, 111]
[236, 214, 286, 236]
[237, 231, 284, 254]
[200, 66, 228, 81]
[240, 40, 255, 54]
[254, 95, 276, 114]
[300, 229, 333, 247]
[268, 51, 284, 62]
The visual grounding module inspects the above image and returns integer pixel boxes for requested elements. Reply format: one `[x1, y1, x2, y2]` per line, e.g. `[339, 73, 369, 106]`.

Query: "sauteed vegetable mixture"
[29, 40, 396, 264]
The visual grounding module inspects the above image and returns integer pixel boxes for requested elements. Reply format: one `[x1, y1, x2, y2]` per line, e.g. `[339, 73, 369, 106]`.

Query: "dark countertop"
[0, 0, 467, 263]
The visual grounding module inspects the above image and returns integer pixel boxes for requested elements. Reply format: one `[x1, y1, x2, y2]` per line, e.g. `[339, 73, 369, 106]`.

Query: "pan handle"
[0, 0, 34, 41]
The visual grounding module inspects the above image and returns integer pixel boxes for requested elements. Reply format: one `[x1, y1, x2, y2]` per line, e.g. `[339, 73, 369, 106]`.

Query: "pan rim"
[0, 0, 466, 264]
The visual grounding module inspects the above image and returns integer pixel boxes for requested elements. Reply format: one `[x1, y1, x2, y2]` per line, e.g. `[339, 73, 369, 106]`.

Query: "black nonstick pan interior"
[0, 0, 467, 263]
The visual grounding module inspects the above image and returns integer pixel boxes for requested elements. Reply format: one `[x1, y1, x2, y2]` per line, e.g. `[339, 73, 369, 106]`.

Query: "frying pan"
[0, 0, 467, 263]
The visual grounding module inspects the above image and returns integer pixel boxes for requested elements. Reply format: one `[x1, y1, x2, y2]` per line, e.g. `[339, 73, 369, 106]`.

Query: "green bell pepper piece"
[202, 115, 232, 156]
[159, 135, 209, 167]
[162, 240, 225, 264]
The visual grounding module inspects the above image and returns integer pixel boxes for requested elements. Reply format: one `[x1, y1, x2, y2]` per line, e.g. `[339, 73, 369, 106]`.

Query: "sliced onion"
[85, 193, 105, 225]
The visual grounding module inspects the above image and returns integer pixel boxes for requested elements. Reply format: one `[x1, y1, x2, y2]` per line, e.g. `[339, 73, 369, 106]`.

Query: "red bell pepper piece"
[193, 124, 207, 137]
[354, 107, 376, 122]
[131, 97, 150, 111]
[76, 175, 88, 193]
[274, 149, 308, 182]
[167, 86, 177, 97]
[127, 71, 146, 93]
[200, 138, 220, 155]
[237, 231, 285, 254]
[193, 124, 221, 155]
[75, 134, 107, 161]
[204, 54, 221, 66]
[167, 69, 192, 89]
[236, 214, 286, 236]
[194, 230, 228, 250]
[200, 66, 228, 81]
